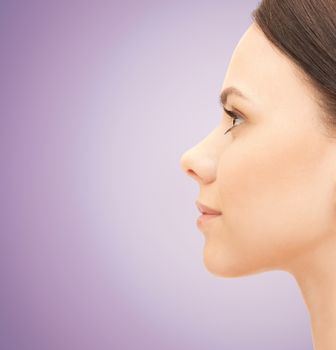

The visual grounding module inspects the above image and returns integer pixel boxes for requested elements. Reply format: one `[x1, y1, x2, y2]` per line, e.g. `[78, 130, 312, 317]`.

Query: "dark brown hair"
[251, 0, 336, 138]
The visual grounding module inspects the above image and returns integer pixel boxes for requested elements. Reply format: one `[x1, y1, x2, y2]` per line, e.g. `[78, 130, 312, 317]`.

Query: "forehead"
[221, 23, 317, 113]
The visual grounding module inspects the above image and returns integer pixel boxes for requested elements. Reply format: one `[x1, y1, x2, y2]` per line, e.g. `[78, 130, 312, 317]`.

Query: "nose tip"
[180, 149, 217, 185]
[179, 151, 186, 171]
[179, 151, 191, 174]
[180, 151, 201, 182]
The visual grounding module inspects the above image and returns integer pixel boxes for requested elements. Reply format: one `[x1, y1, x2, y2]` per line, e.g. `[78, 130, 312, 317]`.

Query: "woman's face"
[180, 22, 336, 278]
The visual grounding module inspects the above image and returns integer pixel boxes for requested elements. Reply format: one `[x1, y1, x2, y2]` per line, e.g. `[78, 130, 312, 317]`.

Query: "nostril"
[187, 169, 198, 179]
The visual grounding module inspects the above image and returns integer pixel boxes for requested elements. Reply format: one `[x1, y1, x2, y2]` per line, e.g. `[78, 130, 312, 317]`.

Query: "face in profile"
[180, 22, 336, 278]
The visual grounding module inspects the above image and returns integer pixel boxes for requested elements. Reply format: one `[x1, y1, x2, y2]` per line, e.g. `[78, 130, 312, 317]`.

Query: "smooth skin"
[180, 22, 336, 350]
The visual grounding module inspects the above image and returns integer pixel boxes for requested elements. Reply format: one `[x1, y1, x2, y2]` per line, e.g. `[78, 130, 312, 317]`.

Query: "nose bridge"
[179, 129, 219, 184]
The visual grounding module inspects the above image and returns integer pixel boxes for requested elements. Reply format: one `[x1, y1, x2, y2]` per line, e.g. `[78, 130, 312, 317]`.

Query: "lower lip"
[197, 213, 221, 226]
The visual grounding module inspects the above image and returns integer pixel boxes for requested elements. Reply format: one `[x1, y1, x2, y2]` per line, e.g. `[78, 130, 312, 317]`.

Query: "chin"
[203, 247, 243, 278]
[203, 245, 273, 278]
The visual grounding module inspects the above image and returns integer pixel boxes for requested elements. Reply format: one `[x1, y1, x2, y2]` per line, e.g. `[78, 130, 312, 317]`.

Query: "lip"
[195, 200, 222, 215]
[196, 213, 221, 227]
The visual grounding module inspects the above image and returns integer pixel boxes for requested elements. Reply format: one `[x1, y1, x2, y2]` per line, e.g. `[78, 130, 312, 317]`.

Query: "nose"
[179, 146, 217, 185]
[180, 150, 199, 181]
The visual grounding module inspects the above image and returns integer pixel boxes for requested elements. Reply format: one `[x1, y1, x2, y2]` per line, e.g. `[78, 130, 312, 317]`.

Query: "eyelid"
[222, 107, 245, 134]
[223, 107, 245, 124]
[223, 107, 242, 119]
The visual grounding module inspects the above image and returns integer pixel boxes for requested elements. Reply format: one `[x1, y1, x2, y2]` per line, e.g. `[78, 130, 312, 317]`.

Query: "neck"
[286, 235, 336, 350]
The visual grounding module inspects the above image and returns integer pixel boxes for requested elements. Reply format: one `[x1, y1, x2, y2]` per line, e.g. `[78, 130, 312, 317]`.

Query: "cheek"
[213, 131, 333, 272]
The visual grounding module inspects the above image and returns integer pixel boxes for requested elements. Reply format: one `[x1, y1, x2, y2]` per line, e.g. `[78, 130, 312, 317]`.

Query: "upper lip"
[195, 200, 222, 215]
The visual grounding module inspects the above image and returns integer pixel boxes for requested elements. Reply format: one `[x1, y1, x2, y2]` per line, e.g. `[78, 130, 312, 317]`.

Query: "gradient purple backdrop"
[0, 1, 313, 349]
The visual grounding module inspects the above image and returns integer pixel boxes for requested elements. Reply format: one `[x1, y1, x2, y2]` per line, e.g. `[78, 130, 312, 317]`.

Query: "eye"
[223, 107, 244, 134]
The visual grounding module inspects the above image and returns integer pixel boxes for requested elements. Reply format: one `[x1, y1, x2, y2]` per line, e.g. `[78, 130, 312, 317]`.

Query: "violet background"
[1, 0, 313, 349]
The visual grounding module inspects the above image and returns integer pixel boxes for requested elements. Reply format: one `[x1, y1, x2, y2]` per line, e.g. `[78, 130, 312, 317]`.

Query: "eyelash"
[223, 107, 244, 134]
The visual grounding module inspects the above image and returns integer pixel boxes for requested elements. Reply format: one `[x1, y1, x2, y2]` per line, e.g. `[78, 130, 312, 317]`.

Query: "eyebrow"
[219, 86, 250, 108]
